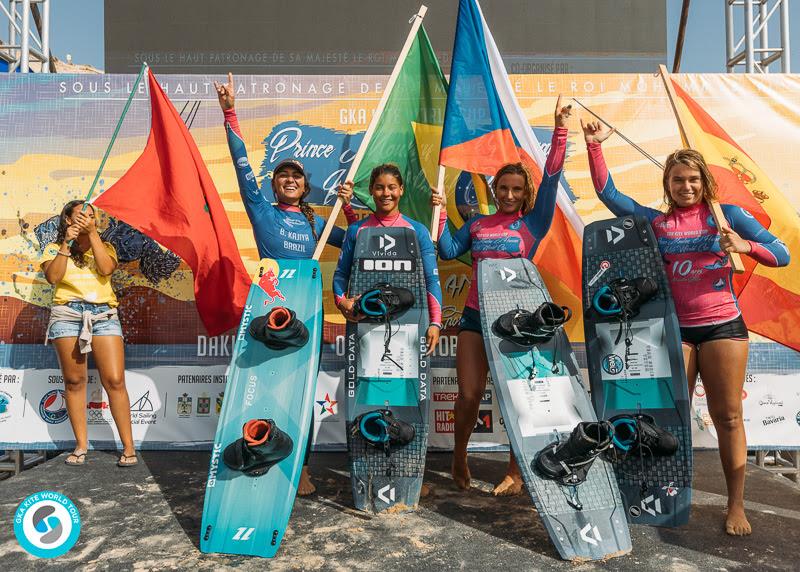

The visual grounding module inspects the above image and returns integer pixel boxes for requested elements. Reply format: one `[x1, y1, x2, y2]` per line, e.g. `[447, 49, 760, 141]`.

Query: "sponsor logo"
[258, 268, 286, 304]
[130, 391, 154, 412]
[278, 268, 297, 279]
[712, 278, 725, 290]
[236, 157, 249, 169]
[435, 409, 455, 433]
[216, 392, 224, 415]
[579, 523, 602, 546]
[498, 267, 517, 282]
[796, 411, 800, 427]
[762, 414, 786, 426]
[628, 505, 642, 517]
[283, 217, 305, 228]
[207, 443, 222, 488]
[378, 234, 396, 252]
[509, 220, 522, 231]
[0, 390, 12, 422]
[606, 225, 625, 244]
[86, 389, 109, 423]
[622, 218, 634, 230]
[474, 410, 493, 433]
[433, 392, 458, 402]
[480, 390, 492, 405]
[641, 495, 663, 516]
[232, 527, 255, 541]
[377, 484, 396, 504]
[197, 392, 211, 416]
[316, 392, 338, 419]
[601, 354, 624, 375]
[359, 258, 415, 272]
[39, 390, 68, 425]
[13, 491, 81, 559]
[244, 172, 255, 181]
[588, 259, 611, 286]
[758, 394, 784, 407]
[177, 393, 192, 417]
[662, 482, 679, 497]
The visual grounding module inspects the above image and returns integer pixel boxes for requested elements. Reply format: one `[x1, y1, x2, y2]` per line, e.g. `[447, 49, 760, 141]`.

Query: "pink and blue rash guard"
[587, 141, 790, 327]
[224, 108, 358, 259]
[333, 213, 443, 327]
[435, 127, 568, 312]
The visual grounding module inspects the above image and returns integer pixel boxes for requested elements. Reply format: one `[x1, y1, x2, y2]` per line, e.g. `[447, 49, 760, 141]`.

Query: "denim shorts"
[47, 301, 123, 340]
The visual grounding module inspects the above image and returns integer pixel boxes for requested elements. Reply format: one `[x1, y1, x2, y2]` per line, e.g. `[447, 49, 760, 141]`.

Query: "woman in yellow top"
[40, 200, 136, 467]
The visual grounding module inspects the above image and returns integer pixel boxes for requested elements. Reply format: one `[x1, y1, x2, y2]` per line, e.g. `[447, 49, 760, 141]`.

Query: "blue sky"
[50, 0, 798, 73]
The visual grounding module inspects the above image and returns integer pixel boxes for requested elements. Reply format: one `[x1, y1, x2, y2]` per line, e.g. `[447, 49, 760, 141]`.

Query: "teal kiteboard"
[200, 258, 322, 557]
[345, 227, 430, 513]
[478, 258, 631, 561]
[583, 216, 692, 527]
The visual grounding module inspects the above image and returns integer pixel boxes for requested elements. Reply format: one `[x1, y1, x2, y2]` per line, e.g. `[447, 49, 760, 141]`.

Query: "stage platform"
[2, 450, 799, 570]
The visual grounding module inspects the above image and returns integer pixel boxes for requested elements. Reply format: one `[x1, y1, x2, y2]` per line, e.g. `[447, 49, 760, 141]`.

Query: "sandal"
[117, 453, 138, 468]
[65, 451, 87, 466]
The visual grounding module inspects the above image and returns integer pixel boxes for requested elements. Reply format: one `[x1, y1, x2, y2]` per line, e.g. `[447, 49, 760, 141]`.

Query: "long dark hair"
[271, 171, 318, 242]
[55, 200, 93, 268]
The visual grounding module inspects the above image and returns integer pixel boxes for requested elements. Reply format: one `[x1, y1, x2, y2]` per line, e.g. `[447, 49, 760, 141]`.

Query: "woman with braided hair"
[215, 73, 358, 495]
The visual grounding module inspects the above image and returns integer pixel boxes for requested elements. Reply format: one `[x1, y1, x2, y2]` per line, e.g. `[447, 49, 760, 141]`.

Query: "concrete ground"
[1, 450, 798, 571]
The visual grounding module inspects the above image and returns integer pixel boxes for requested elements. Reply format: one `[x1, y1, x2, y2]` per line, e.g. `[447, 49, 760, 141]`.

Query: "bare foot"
[492, 473, 524, 496]
[725, 504, 752, 536]
[452, 454, 471, 490]
[297, 466, 316, 496]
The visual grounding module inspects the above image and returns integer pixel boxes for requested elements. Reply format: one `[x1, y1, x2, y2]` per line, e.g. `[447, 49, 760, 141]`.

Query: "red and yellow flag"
[669, 78, 800, 351]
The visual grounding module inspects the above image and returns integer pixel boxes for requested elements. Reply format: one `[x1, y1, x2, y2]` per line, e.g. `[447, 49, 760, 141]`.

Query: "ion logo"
[14, 491, 81, 559]
[359, 259, 415, 272]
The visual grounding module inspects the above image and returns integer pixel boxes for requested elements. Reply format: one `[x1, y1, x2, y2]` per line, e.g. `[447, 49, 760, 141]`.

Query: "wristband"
[57, 250, 70, 257]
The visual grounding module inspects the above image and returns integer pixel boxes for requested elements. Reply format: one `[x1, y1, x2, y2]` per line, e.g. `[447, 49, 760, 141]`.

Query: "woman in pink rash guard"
[582, 119, 789, 536]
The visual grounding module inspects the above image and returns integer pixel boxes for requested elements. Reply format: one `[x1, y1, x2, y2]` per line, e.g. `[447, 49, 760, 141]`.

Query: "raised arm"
[431, 193, 475, 260]
[215, 73, 274, 225]
[582, 119, 660, 222]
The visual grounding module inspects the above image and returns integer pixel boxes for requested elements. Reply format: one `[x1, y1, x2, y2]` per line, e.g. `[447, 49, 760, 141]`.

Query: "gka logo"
[509, 220, 522, 231]
[236, 157, 249, 169]
[39, 390, 68, 425]
[14, 491, 81, 558]
[377, 484, 396, 504]
[378, 234, 396, 252]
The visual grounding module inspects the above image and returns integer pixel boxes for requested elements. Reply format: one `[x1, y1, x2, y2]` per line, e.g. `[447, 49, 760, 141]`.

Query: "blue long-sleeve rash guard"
[224, 108, 357, 259]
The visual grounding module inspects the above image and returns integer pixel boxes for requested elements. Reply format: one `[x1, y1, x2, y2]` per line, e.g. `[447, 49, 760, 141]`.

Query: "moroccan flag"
[351, 24, 492, 239]
[668, 78, 800, 350]
[94, 69, 250, 336]
[440, 0, 584, 339]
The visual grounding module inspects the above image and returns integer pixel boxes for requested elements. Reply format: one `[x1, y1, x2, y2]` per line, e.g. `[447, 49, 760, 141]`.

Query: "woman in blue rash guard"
[215, 73, 358, 496]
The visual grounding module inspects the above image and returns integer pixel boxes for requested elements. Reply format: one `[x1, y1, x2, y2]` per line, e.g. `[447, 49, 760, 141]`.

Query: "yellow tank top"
[40, 242, 119, 307]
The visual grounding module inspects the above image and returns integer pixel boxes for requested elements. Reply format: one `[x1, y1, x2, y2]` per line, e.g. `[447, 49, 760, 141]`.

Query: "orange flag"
[669, 78, 800, 351]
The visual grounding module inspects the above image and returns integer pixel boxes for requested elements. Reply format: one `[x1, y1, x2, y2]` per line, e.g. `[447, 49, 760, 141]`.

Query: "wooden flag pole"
[429, 165, 446, 241]
[312, 5, 428, 260]
[658, 64, 745, 274]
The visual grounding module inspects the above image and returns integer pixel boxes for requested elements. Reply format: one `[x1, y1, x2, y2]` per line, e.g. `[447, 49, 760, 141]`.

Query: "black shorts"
[458, 306, 482, 334]
[680, 315, 749, 347]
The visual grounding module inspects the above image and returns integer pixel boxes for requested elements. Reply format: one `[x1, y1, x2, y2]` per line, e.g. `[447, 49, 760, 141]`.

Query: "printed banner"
[1, 73, 798, 450]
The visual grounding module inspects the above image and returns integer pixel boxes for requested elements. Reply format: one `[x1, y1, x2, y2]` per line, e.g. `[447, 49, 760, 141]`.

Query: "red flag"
[94, 69, 250, 336]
